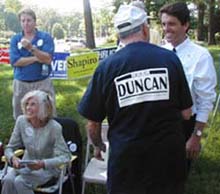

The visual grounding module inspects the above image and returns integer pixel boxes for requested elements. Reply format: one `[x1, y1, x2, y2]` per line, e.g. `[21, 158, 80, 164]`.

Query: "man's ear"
[184, 22, 190, 33]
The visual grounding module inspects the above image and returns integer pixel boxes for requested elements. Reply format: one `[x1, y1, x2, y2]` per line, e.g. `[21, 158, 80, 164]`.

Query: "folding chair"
[211, 92, 220, 125]
[54, 117, 82, 194]
[81, 123, 109, 194]
[34, 155, 77, 194]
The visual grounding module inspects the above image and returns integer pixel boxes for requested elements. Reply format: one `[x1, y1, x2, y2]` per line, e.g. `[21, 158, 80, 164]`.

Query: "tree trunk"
[197, 2, 205, 41]
[208, 0, 215, 45]
[83, 0, 96, 48]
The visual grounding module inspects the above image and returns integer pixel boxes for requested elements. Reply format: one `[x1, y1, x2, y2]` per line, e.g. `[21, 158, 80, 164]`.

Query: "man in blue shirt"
[78, 4, 192, 194]
[10, 8, 56, 119]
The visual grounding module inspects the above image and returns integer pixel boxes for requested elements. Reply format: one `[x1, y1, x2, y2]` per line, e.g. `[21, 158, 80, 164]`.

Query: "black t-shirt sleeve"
[78, 66, 106, 122]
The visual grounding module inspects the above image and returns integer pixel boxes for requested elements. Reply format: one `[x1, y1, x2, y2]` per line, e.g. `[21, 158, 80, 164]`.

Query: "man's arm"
[86, 120, 106, 160]
[13, 56, 39, 67]
[16, 38, 52, 66]
[181, 107, 192, 120]
[30, 45, 52, 64]
[186, 121, 205, 159]
[186, 50, 217, 160]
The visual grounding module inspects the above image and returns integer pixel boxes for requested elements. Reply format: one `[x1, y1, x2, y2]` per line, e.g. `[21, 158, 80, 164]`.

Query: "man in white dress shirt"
[159, 2, 217, 173]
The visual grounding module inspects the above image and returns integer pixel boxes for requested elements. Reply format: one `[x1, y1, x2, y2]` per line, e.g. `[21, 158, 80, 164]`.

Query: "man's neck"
[172, 35, 187, 47]
[121, 33, 148, 46]
[23, 29, 36, 40]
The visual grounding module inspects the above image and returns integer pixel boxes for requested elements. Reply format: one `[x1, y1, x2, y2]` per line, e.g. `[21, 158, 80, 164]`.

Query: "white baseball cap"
[129, 0, 146, 11]
[114, 4, 148, 35]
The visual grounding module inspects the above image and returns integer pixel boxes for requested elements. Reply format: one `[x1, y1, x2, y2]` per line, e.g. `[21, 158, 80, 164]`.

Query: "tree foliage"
[4, 11, 21, 33]
[62, 12, 84, 38]
[112, 0, 220, 44]
[1, 0, 22, 33]
[52, 23, 65, 40]
[36, 9, 61, 34]
[4, 0, 22, 13]
[0, 2, 5, 31]
[0, 0, 219, 46]
[94, 8, 114, 37]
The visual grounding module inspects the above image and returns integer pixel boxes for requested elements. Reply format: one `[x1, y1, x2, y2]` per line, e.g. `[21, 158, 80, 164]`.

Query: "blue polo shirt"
[10, 29, 54, 81]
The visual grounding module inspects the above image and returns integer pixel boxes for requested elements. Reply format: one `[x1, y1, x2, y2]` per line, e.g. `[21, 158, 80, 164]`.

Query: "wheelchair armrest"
[71, 155, 77, 162]
[58, 155, 77, 169]
[1, 149, 24, 163]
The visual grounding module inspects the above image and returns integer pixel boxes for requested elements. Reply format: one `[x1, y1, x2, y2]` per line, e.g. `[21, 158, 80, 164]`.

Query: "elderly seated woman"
[1, 90, 72, 194]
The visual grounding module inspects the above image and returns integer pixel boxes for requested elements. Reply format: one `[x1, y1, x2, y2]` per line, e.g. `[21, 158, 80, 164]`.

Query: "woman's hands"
[11, 156, 20, 169]
[11, 156, 45, 170]
[27, 160, 45, 170]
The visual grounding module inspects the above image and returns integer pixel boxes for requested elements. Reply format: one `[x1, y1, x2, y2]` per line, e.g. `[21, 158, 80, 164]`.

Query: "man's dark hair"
[159, 2, 190, 25]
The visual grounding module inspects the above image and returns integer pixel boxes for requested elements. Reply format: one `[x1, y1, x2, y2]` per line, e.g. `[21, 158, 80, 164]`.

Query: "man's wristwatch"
[193, 128, 203, 137]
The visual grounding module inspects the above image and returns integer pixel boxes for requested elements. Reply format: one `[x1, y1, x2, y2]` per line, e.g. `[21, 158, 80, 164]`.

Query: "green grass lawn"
[0, 45, 220, 194]
[180, 45, 220, 194]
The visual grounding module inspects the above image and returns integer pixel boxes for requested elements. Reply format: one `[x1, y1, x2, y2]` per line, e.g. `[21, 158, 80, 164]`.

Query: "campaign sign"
[93, 46, 117, 61]
[114, 68, 170, 108]
[0, 47, 10, 64]
[50, 52, 70, 79]
[67, 52, 98, 79]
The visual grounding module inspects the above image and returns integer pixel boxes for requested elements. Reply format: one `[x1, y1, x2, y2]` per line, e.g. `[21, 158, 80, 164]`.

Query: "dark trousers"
[182, 115, 196, 174]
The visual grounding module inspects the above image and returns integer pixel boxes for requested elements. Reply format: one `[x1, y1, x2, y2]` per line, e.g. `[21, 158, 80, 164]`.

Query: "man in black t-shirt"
[78, 4, 192, 194]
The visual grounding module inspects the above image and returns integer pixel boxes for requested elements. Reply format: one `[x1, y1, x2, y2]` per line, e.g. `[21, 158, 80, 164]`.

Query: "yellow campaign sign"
[67, 52, 99, 79]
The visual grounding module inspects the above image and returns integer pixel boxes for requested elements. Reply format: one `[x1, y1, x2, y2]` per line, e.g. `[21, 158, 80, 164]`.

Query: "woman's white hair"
[21, 90, 55, 121]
